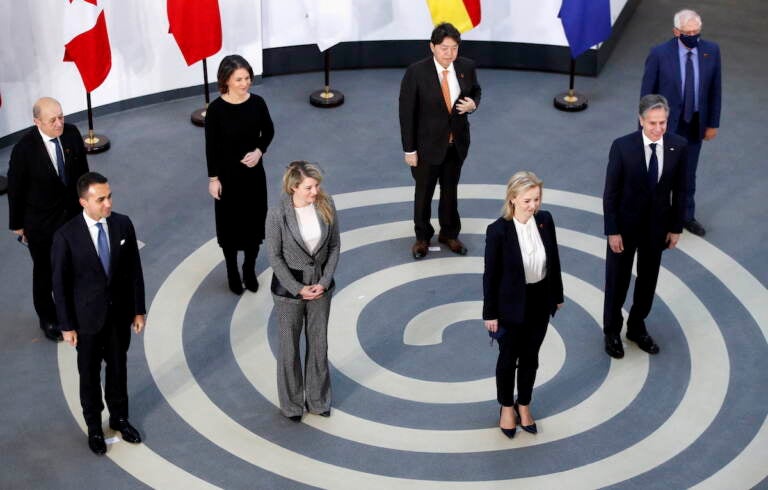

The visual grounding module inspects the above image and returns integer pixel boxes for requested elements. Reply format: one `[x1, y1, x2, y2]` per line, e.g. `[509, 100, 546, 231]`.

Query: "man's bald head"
[33, 97, 65, 139]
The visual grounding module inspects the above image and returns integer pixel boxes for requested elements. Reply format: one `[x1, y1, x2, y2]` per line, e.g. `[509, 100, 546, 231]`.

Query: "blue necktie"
[96, 222, 111, 276]
[683, 51, 695, 123]
[51, 138, 67, 185]
[648, 143, 659, 191]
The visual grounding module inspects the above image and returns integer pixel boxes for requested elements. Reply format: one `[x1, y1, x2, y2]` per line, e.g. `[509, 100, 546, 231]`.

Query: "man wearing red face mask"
[641, 9, 722, 237]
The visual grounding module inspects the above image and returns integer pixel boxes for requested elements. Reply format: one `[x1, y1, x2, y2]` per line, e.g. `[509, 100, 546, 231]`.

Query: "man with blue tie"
[7, 97, 89, 341]
[52, 172, 146, 455]
[603, 95, 688, 359]
[641, 9, 722, 237]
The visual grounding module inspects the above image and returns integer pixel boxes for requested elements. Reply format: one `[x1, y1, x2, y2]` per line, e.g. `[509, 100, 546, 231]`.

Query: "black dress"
[205, 94, 274, 250]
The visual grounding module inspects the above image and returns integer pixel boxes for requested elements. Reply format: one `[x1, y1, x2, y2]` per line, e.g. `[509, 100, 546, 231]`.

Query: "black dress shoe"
[438, 236, 468, 255]
[319, 410, 331, 417]
[604, 334, 624, 359]
[684, 219, 706, 237]
[626, 332, 660, 354]
[288, 415, 302, 423]
[109, 418, 142, 444]
[513, 403, 538, 434]
[412, 240, 429, 259]
[88, 427, 107, 455]
[499, 406, 516, 439]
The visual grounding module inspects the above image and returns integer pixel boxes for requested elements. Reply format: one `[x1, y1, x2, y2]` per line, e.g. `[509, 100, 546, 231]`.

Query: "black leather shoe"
[604, 334, 624, 359]
[438, 236, 468, 255]
[288, 415, 302, 423]
[513, 403, 538, 434]
[499, 406, 516, 439]
[109, 418, 142, 444]
[412, 240, 429, 259]
[88, 427, 107, 455]
[626, 331, 660, 354]
[684, 219, 706, 237]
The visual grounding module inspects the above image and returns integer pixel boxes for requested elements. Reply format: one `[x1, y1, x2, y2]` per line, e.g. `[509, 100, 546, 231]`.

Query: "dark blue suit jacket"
[51, 212, 146, 335]
[641, 38, 722, 140]
[482, 211, 564, 324]
[603, 131, 688, 246]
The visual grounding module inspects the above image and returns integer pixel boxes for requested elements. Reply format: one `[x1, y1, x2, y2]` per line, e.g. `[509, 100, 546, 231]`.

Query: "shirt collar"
[38, 127, 58, 144]
[642, 132, 664, 148]
[433, 58, 455, 74]
[83, 210, 107, 228]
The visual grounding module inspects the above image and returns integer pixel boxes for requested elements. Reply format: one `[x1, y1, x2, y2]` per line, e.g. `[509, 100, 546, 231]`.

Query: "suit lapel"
[505, 219, 525, 274]
[32, 129, 63, 183]
[313, 206, 329, 257]
[667, 39, 683, 100]
[75, 214, 105, 276]
[659, 140, 680, 186]
[106, 215, 121, 280]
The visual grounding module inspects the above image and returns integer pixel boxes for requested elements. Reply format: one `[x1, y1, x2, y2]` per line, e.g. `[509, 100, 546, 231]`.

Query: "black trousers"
[75, 314, 131, 429]
[496, 280, 550, 406]
[603, 235, 664, 336]
[410, 145, 462, 241]
[26, 233, 58, 325]
[676, 112, 702, 223]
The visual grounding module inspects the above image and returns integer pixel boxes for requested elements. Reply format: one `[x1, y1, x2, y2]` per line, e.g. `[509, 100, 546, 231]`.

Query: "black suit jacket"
[51, 212, 146, 334]
[483, 211, 564, 324]
[7, 123, 89, 238]
[399, 56, 481, 166]
[603, 131, 688, 246]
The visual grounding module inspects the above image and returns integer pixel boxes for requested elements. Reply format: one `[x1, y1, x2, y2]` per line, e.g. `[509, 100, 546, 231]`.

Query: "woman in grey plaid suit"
[266, 161, 340, 422]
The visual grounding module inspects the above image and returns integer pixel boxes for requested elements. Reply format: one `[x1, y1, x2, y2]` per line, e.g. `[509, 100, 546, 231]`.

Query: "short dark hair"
[217, 54, 254, 94]
[639, 94, 670, 118]
[431, 22, 461, 45]
[77, 172, 108, 198]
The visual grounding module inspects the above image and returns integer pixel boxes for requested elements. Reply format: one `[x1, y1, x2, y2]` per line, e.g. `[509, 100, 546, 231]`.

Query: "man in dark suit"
[7, 97, 89, 341]
[399, 22, 481, 259]
[641, 9, 721, 237]
[603, 94, 688, 359]
[52, 172, 146, 455]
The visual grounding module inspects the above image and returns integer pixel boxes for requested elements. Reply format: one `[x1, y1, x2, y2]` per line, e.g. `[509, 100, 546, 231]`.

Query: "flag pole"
[554, 58, 588, 111]
[83, 91, 111, 153]
[309, 49, 344, 108]
[191, 58, 210, 126]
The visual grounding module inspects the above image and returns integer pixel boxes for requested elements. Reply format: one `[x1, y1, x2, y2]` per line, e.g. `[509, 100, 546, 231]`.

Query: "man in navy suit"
[399, 22, 481, 259]
[7, 97, 89, 341]
[52, 172, 146, 455]
[603, 95, 688, 359]
[641, 9, 721, 237]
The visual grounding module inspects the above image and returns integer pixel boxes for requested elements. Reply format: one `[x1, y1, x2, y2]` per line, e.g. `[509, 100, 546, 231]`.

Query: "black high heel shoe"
[513, 403, 538, 434]
[499, 406, 516, 439]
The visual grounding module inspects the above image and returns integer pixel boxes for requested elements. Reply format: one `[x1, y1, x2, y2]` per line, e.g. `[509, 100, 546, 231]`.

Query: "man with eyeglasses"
[641, 9, 722, 237]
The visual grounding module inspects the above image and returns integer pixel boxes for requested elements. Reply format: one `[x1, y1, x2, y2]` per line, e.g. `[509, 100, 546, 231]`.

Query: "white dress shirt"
[38, 128, 63, 175]
[641, 133, 664, 181]
[83, 211, 109, 256]
[433, 58, 460, 106]
[512, 216, 547, 284]
[295, 204, 321, 254]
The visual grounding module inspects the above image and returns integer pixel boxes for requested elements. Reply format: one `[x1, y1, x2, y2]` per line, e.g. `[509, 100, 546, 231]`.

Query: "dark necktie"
[683, 51, 695, 123]
[648, 143, 659, 191]
[96, 222, 111, 276]
[51, 138, 67, 185]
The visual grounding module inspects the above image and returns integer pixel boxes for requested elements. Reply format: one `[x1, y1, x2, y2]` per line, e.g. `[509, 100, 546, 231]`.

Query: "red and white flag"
[168, 0, 222, 66]
[63, 0, 112, 92]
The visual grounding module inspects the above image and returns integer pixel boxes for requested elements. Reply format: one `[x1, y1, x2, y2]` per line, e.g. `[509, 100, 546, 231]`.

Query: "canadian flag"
[63, 0, 112, 92]
[168, 0, 222, 66]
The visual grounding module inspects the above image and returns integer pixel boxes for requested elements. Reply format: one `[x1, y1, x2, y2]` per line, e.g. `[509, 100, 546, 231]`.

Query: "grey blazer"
[265, 194, 340, 300]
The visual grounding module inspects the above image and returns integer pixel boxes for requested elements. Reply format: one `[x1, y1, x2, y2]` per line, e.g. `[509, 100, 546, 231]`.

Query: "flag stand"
[554, 58, 588, 112]
[83, 92, 110, 153]
[191, 58, 210, 127]
[309, 50, 344, 108]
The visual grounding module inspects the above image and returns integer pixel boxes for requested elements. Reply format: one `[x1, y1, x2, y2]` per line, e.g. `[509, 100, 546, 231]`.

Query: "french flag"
[63, 0, 112, 92]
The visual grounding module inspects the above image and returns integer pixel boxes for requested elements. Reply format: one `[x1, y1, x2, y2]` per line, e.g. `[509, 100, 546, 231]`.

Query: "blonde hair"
[282, 161, 334, 224]
[501, 171, 543, 220]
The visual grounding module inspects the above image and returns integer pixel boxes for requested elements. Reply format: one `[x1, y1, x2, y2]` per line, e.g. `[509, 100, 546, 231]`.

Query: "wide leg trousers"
[274, 294, 332, 417]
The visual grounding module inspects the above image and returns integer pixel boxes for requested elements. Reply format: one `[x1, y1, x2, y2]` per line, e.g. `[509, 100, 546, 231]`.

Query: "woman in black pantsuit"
[482, 171, 564, 438]
[205, 54, 274, 294]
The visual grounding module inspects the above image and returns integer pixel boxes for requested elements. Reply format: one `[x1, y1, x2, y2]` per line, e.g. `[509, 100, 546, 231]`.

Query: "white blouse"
[512, 216, 547, 284]
[294, 204, 321, 254]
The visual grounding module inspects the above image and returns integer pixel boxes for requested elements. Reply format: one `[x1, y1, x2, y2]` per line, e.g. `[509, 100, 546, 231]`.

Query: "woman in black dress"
[205, 55, 274, 294]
